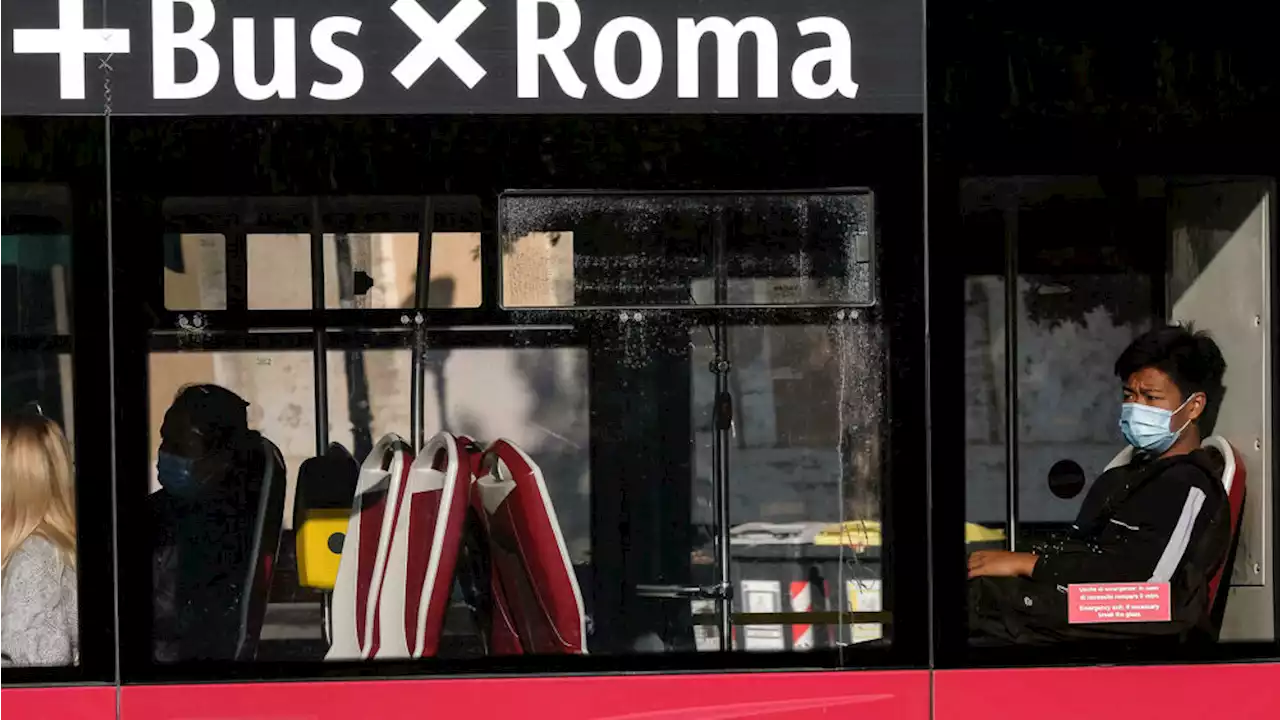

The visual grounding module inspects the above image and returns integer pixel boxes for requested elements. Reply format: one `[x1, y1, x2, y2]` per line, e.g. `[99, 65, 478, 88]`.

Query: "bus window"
[163, 198, 484, 313]
[164, 234, 228, 311]
[130, 188, 902, 672]
[688, 322, 886, 651]
[2, 251, 72, 334]
[500, 194, 874, 308]
[1, 184, 80, 670]
[321, 232, 482, 310]
[501, 192, 890, 659]
[962, 175, 1275, 655]
[247, 234, 312, 310]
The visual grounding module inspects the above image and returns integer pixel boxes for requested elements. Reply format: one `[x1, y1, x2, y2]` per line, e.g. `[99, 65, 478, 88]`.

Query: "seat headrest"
[1200, 435, 1237, 494]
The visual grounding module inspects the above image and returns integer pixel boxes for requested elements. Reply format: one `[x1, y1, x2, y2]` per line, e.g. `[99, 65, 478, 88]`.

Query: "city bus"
[2, 1, 1277, 718]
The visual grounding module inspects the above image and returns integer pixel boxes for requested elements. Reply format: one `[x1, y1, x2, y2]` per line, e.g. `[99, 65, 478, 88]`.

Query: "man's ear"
[1186, 391, 1207, 422]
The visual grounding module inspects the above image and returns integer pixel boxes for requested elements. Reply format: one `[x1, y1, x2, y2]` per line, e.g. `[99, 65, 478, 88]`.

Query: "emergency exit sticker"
[1068, 583, 1171, 624]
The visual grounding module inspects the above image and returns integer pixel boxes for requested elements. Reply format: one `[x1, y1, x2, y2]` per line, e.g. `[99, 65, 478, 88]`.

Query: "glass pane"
[690, 322, 887, 652]
[965, 275, 1008, 533]
[2, 183, 73, 335]
[322, 232, 482, 310]
[2, 234, 73, 335]
[1016, 274, 1153, 539]
[248, 234, 311, 310]
[163, 233, 227, 311]
[500, 193, 874, 308]
[0, 350, 79, 667]
[960, 177, 1258, 651]
[1, 349, 74, 443]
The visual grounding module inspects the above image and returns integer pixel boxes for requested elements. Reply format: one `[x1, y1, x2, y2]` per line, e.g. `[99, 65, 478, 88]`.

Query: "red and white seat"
[390, 432, 475, 658]
[326, 434, 413, 660]
[1103, 435, 1247, 613]
[473, 439, 587, 655]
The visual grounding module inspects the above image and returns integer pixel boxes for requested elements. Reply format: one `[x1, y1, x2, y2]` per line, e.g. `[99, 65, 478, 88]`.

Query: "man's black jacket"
[970, 448, 1232, 645]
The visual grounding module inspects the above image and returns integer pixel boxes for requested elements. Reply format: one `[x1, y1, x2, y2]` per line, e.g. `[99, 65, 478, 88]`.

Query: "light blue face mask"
[1118, 394, 1196, 454]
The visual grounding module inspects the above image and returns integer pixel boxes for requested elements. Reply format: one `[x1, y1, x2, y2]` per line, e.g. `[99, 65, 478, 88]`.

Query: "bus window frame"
[1, 120, 118, 687]
[926, 178, 1280, 667]
[106, 114, 928, 683]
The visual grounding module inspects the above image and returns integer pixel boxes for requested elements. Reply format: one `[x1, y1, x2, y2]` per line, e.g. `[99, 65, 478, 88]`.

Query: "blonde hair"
[2, 414, 77, 571]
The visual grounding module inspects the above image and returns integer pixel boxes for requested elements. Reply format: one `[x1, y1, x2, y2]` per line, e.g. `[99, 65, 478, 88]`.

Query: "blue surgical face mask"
[1118, 394, 1196, 454]
[157, 451, 199, 497]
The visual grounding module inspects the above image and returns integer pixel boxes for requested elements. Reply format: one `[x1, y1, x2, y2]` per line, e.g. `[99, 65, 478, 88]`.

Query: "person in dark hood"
[968, 324, 1232, 645]
[150, 384, 265, 662]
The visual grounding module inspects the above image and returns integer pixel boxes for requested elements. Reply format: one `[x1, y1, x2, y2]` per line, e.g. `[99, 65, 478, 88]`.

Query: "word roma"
[14, 0, 861, 102]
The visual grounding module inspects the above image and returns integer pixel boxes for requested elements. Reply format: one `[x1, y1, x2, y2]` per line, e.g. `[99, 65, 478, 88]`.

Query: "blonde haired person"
[1, 413, 79, 667]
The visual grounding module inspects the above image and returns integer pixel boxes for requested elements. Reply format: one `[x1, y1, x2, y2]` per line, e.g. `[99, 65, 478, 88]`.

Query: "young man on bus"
[967, 324, 1233, 644]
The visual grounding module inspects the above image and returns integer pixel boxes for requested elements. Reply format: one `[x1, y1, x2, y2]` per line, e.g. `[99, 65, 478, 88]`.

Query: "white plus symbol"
[12, 0, 131, 100]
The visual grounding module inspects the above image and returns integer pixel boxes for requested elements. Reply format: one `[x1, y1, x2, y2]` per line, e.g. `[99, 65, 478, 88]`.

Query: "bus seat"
[463, 451, 524, 657]
[1200, 436, 1247, 613]
[236, 436, 287, 661]
[325, 434, 413, 660]
[294, 444, 359, 591]
[1101, 435, 1247, 613]
[389, 432, 475, 658]
[475, 439, 587, 655]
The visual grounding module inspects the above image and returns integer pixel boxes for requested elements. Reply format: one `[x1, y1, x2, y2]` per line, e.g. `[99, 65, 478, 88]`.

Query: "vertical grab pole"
[710, 212, 733, 650]
[409, 198, 435, 451]
[311, 198, 330, 455]
[1002, 198, 1020, 551]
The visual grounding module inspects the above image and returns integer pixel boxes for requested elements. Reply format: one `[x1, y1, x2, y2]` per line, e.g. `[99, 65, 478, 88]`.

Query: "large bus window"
[1, 184, 79, 670]
[961, 176, 1275, 656]
[130, 188, 904, 674]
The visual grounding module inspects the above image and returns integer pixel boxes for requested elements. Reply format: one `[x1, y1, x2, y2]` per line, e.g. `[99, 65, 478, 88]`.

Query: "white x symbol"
[390, 0, 487, 90]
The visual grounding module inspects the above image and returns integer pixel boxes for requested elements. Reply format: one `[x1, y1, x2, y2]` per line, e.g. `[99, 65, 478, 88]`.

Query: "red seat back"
[1201, 436, 1247, 609]
[475, 439, 587, 654]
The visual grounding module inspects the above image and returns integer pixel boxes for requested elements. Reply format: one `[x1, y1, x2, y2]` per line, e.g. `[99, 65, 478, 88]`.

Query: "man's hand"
[968, 550, 1038, 579]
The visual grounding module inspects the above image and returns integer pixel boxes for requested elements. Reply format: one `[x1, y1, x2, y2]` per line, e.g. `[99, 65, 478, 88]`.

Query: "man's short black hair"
[1115, 323, 1227, 410]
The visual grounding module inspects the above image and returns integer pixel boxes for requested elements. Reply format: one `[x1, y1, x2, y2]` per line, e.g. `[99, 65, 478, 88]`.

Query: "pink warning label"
[1068, 583, 1171, 624]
